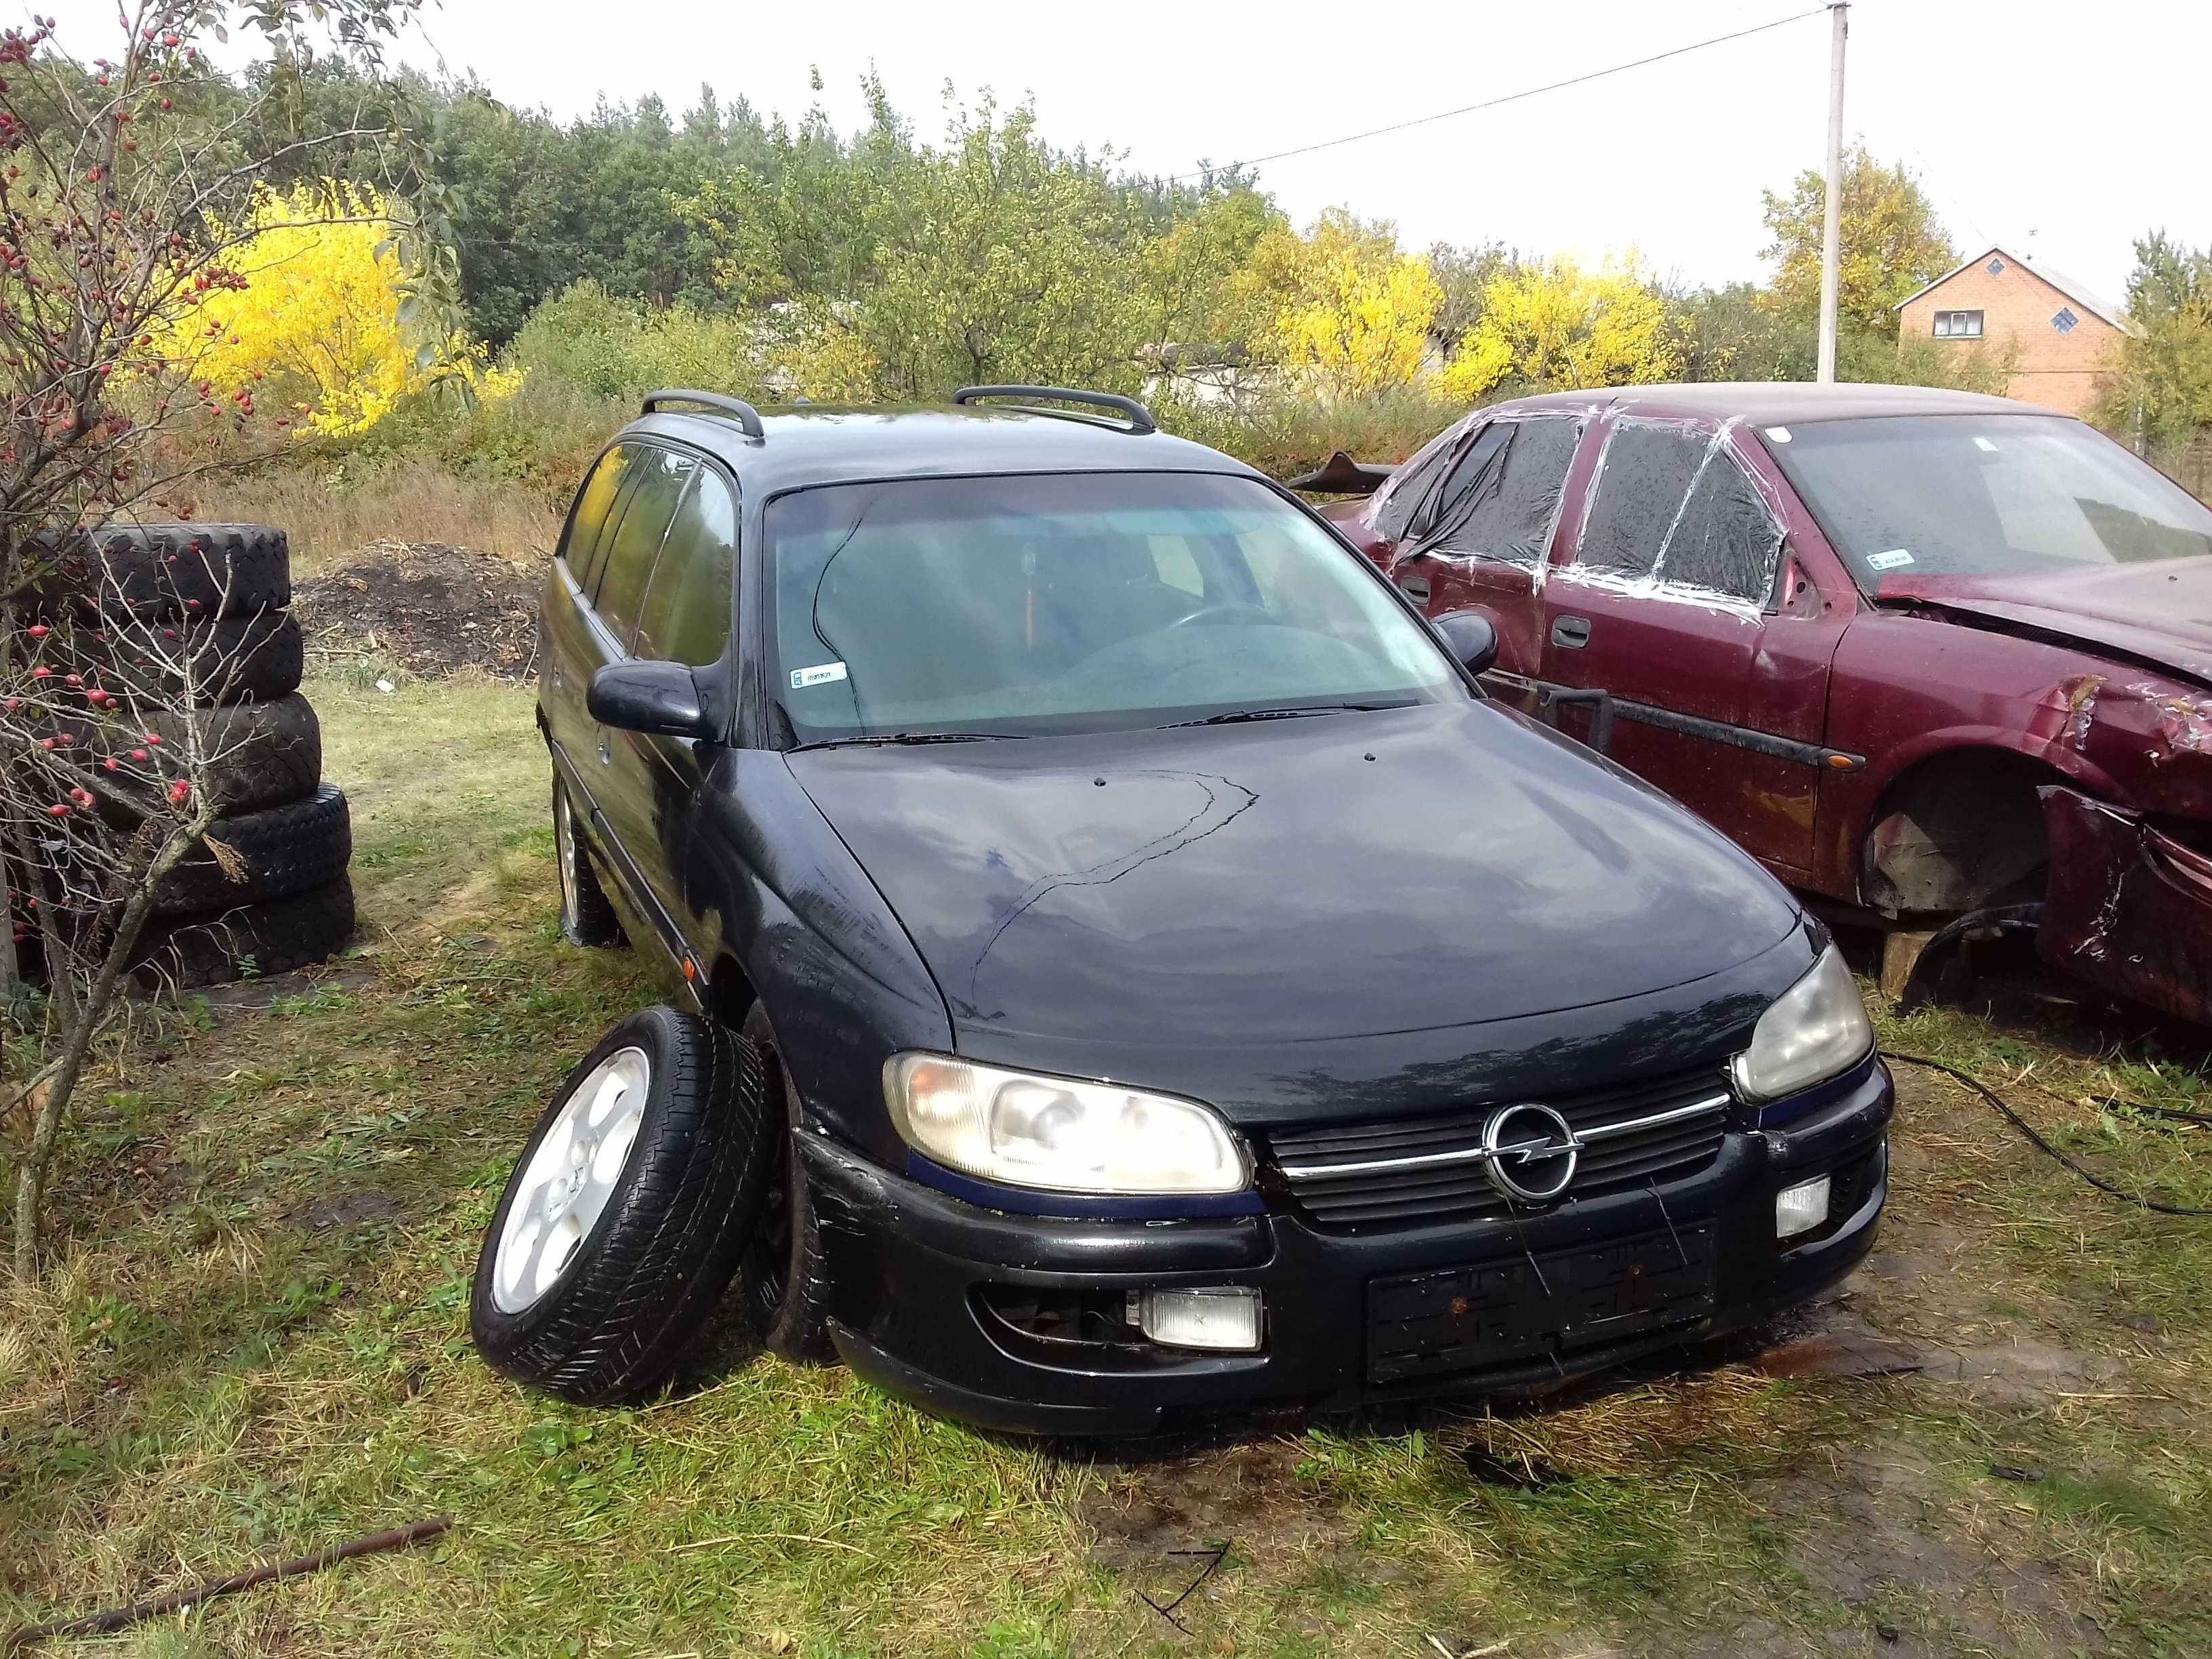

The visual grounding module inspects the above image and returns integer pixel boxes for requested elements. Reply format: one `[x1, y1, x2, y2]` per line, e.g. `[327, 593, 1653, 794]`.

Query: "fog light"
[1776, 1174, 1832, 1241]
[1136, 1286, 1263, 1352]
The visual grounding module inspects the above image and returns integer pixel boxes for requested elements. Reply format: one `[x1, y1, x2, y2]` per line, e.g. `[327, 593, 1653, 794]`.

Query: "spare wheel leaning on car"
[471, 1004, 777, 1404]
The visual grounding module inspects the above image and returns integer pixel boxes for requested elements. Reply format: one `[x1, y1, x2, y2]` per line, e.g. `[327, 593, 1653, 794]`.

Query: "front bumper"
[2040, 786, 2212, 1028]
[801, 1059, 1893, 1436]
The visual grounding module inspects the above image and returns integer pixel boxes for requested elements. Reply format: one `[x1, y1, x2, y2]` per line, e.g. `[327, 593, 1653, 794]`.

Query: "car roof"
[621, 403, 1263, 495]
[1486, 381, 2066, 426]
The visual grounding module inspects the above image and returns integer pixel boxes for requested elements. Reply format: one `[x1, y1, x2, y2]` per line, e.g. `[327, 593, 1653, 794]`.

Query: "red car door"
[1537, 415, 1845, 882]
[1387, 413, 1585, 678]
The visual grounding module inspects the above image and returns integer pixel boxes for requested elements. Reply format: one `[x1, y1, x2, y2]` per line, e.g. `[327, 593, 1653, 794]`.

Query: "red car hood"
[1878, 558, 2212, 687]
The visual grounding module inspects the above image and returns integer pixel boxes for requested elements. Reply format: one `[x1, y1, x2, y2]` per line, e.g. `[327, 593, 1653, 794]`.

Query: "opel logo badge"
[1480, 1103, 1580, 1204]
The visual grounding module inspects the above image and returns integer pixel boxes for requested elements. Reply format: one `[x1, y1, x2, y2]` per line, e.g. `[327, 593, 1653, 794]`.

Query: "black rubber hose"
[1881, 1049, 2212, 1217]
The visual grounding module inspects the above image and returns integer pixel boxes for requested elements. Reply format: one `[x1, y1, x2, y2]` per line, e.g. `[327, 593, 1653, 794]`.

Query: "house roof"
[1891, 245, 2136, 335]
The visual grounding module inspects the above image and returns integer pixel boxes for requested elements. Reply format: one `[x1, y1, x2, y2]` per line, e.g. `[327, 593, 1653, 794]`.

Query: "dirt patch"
[293, 539, 540, 680]
[289, 1187, 407, 1231]
[1078, 1439, 1349, 1570]
[1748, 1444, 2102, 1657]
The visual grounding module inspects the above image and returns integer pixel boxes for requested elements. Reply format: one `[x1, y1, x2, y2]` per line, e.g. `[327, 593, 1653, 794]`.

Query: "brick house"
[1892, 245, 2134, 417]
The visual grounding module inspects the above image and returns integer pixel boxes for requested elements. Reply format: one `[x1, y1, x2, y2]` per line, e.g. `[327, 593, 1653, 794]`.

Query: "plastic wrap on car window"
[1428, 417, 1582, 568]
[1568, 417, 1784, 614]
[1658, 438, 1786, 601]
[1370, 412, 1477, 543]
[1422, 424, 1511, 544]
[1577, 422, 1696, 579]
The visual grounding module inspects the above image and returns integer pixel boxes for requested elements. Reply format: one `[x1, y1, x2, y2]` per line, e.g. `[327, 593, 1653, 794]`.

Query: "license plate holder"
[1368, 1224, 1715, 1385]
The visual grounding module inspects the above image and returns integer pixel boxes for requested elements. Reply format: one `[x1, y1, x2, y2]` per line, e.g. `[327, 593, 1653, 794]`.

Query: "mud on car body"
[506, 386, 1893, 1432]
[1311, 384, 2212, 1029]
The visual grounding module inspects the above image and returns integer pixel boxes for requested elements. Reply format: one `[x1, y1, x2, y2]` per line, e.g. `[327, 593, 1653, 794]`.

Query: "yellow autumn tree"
[1443, 255, 1679, 400]
[1250, 209, 1441, 400]
[175, 181, 512, 436]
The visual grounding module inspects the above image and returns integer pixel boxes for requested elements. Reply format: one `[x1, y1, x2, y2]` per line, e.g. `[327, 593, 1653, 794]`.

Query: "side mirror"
[588, 659, 715, 739]
[1434, 610, 1499, 677]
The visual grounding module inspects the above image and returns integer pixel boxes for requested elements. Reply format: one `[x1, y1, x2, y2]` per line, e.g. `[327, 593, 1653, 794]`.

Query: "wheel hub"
[491, 1046, 650, 1314]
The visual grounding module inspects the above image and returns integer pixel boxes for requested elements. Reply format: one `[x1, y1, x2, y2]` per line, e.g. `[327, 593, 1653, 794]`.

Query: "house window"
[1986, 256, 2006, 276]
[2052, 307, 2079, 334]
[1933, 310, 1984, 340]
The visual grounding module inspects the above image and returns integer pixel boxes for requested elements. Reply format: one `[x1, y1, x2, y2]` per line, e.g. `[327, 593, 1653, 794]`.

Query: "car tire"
[741, 1006, 838, 1364]
[554, 775, 623, 947]
[152, 783, 351, 916]
[32, 523, 291, 620]
[130, 876, 356, 991]
[132, 694, 321, 815]
[471, 1004, 777, 1405]
[73, 611, 304, 704]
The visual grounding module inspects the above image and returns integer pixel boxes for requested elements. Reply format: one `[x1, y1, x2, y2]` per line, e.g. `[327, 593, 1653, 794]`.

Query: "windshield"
[1769, 414, 2212, 592]
[769, 472, 1467, 742]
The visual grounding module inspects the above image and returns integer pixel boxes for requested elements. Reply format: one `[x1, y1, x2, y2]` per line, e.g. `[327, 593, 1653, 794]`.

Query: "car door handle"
[1552, 615, 1592, 649]
[598, 741, 611, 766]
[1401, 575, 1431, 604]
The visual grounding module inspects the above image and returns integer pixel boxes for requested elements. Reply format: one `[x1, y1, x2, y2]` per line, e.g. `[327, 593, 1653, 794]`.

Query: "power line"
[1166, 6, 1829, 185]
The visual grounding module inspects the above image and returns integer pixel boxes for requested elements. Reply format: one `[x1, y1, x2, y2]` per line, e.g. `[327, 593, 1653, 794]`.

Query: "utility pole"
[1816, 1, 1849, 382]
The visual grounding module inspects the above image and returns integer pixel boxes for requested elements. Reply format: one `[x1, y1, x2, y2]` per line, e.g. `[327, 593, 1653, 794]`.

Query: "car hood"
[785, 701, 1799, 1063]
[1878, 558, 2212, 687]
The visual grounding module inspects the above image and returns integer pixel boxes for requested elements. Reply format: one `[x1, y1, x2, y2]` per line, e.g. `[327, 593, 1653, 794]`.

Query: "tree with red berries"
[1, 0, 462, 1278]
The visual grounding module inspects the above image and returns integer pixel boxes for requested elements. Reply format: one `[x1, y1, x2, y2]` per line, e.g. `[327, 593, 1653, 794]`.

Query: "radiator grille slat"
[1268, 1065, 1734, 1229]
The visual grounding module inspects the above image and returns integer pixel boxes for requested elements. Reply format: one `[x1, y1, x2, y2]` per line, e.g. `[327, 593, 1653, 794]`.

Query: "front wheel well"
[1860, 748, 2065, 918]
[705, 954, 757, 1033]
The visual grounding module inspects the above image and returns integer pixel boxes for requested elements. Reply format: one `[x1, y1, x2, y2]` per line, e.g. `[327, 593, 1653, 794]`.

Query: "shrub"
[1164, 385, 1466, 479]
[508, 281, 765, 401]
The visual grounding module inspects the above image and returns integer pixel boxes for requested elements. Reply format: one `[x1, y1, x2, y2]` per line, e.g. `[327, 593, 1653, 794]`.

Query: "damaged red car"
[1309, 385, 2212, 1025]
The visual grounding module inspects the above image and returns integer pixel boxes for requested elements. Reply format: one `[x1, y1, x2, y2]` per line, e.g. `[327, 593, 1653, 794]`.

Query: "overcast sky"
[42, 0, 2211, 304]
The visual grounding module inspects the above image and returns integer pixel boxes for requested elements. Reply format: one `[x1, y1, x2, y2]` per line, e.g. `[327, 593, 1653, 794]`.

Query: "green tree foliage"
[678, 93, 1277, 402]
[1761, 144, 1956, 337]
[507, 281, 765, 401]
[2097, 233, 2212, 451]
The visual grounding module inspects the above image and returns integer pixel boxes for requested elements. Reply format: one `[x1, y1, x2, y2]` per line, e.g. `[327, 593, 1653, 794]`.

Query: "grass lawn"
[3, 669, 2209, 1658]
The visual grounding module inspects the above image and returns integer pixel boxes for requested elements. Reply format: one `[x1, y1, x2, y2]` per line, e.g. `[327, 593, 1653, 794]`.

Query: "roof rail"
[640, 389, 766, 438]
[951, 384, 1157, 435]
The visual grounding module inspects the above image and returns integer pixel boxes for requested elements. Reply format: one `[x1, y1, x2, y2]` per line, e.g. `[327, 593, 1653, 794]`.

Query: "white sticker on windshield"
[1973, 436, 2000, 453]
[1865, 548, 1916, 571]
[1765, 426, 1792, 443]
[789, 661, 849, 689]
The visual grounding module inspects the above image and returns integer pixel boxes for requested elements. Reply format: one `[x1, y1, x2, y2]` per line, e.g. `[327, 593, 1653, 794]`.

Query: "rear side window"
[634, 470, 738, 667]
[594, 447, 697, 643]
[1422, 424, 1511, 543]
[1370, 417, 1471, 543]
[1577, 422, 1781, 603]
[1427, 417, 1580, 566]
[564, 446, 640, 592]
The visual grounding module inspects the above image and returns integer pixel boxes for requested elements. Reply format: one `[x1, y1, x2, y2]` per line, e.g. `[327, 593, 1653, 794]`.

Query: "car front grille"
[1265, 1065, 1735, 1229]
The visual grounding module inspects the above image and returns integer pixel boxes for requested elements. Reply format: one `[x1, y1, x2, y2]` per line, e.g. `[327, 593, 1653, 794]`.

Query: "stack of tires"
[22, 523, 356, 989]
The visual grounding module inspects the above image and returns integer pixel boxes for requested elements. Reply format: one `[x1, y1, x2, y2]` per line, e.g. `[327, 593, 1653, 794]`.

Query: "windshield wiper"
[1162, 700, 1414, 729]
[788, 730, 1033, 752]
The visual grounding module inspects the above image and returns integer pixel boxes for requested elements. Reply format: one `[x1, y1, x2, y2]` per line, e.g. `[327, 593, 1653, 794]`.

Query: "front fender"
[693, 749, 954, 1166]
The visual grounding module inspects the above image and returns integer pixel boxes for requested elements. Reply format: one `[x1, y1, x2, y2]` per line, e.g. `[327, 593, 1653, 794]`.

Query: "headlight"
[1729, 943, 1874, 1104]
[883, 1053, 1250, 1195]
